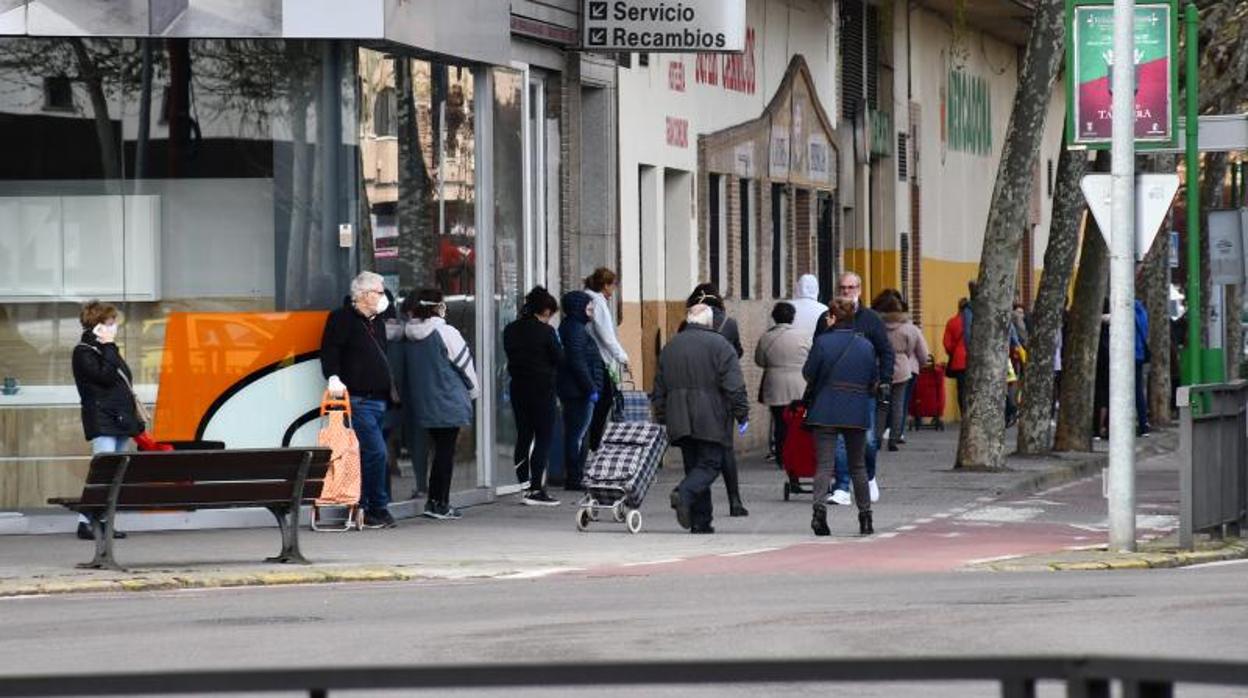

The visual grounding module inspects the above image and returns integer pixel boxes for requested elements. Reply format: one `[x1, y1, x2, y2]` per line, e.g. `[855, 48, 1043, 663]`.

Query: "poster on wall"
[0, 0, 25, 34]
[1067, 0, 1177, 148]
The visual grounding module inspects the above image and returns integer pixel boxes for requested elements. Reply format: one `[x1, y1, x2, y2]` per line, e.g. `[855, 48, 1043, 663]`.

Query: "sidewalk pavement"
[0, 424, 1229, 598]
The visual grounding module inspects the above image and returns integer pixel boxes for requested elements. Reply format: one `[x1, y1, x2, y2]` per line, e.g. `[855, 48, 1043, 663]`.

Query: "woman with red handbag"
[71, 300, 144, 541]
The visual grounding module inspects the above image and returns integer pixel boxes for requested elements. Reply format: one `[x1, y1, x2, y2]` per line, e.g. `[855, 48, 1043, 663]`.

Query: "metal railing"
[1, 657, 1248, 697]
[1177, 381, 1248, 549]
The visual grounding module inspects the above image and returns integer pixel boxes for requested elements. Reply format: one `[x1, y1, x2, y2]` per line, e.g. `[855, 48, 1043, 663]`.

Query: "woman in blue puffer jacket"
[557, 290, 605, 491]
[803, 298, 879, 537]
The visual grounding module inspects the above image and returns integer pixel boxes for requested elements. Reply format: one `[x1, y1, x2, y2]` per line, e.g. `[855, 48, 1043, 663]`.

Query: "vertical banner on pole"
[1066, 0, 1179, 150]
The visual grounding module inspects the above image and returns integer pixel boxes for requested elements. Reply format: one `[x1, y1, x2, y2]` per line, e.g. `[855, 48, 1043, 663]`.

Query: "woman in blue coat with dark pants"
[557, 290, 605, 491]
[803, 298, 879, 536]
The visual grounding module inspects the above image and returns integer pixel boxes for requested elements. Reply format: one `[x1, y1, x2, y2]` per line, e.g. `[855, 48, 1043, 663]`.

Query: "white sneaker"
[869, 479, 880, 503]
[827, 489, 852, 506]
[882, 428, 891, 441]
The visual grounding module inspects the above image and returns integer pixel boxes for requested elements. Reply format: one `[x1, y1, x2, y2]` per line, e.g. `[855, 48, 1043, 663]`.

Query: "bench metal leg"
[77, 516, 125, 572]
[266, 506, 309, 565]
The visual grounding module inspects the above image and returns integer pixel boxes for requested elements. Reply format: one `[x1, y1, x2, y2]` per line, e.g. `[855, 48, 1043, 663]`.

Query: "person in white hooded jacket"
[401, 289, 479, 520]
[788, 274, 829, 337]
[584, 267, 629, 451]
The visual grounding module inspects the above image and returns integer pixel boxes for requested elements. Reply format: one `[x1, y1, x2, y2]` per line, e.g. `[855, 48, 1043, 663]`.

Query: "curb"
[1000, 430, 1178, 497]
[979, 539, 1248, 572]
[0, 566, 458, 599]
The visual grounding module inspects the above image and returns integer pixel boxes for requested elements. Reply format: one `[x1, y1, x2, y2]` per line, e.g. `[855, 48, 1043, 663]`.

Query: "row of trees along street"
[957, 0, 1248, 468]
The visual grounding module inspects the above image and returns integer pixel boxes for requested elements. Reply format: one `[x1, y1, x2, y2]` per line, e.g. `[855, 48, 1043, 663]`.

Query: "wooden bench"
[49, 447, 332, 571]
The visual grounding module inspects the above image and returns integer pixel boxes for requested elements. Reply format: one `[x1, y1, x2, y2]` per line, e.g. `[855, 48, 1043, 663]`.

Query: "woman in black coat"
[503, 287, 564, 505]
[71, 300, 143, 540]
[684, 283, 748, 517]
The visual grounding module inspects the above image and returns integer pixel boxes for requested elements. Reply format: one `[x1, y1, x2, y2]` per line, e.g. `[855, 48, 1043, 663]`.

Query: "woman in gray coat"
[753, 302, 809, 480]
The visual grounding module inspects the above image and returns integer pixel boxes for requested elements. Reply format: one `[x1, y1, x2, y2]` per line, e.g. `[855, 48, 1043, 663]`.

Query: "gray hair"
[350, 271, 384, 300]
[686, 303, 714, 328]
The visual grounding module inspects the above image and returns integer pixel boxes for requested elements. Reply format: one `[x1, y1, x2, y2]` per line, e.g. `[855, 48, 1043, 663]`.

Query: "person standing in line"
[402, 289, 479, 520]
[814, 272, 894, 506]
[788, 273, 830, 337]
[71, 300, 140, 541]
[653, 304, 751, 534]
[557, 290, 605, 492]
[503, 287, 564, 505]
[584, 268, 629, 452]
[943, 298, 970, 416]
[877, 293, 929, 451]
[754, 302, 809, 485]
[804, 298, 879, 536]
[685, 283, 747, 516]
[1134, 297, 1152, 437]
[321, 271, 398, 529]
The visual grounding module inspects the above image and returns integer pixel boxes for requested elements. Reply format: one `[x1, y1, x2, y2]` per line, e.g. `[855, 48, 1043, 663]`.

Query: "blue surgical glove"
[738, 421, 749, 435]
[589, 391, 600, 404]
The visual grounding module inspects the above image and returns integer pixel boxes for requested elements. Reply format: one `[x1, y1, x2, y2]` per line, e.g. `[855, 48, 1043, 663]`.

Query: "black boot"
[811, 508, 831, 537]
[858, 511, 874, 536]
[728, 494, 749, 517]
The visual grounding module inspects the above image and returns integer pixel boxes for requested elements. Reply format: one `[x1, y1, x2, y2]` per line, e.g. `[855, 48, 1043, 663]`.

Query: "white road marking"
[896, 525, 917, 531]
[915, 518, 935, 524]
[1024, 499, 1069, 506]
[958, 507, 1043, 523]
[936, 532, 964, 538]
[718, 547, 781, 558]
[876, 532, 900, 539]
[619, 558, 685, 567]
[1182, 558, 1248, 570]
[966, 553, 1023, 565]
[931, 513, 952, 519]
[976, 496, 996, 503]
[499, 567, 584, 579]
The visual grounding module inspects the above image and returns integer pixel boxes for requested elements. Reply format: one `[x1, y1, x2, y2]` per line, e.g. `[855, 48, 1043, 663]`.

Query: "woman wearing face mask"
[557, 290, 606, 492]
[402, 289, 479, 520]
[71, 300, 142, 541]
[583, 268, 629, 452]
[503, 286, 563, 505]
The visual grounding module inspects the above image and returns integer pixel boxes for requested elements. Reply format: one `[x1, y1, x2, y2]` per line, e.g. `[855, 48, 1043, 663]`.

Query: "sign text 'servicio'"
[582, 0, 747, 53]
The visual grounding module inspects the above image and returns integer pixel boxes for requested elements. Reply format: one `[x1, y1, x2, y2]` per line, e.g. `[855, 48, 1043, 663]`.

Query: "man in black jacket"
[653, 304, 750, 534]
[813, 272, 895, 505]
[320, 271, 397, 529]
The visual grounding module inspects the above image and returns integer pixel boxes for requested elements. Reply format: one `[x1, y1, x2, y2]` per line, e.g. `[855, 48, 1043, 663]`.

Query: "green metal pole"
[1185, 2, 1202, 385]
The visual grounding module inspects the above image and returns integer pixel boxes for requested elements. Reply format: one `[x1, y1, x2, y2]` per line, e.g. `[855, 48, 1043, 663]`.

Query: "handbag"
[801, 334, 856, 409]
[361, 318, 402, 404]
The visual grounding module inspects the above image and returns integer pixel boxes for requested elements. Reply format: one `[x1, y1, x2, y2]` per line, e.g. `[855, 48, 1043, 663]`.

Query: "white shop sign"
[582, 0, 746, 52]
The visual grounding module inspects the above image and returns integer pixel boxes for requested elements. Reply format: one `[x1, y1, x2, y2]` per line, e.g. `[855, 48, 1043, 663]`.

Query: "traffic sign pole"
[1108, 0, 1137, 553]
[1184, 2, 1202, 386]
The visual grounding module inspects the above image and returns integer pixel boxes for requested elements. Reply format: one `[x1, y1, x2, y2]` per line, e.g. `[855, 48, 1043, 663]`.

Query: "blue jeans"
[561, 398, 594, 487]
[351, 397, 390, 514]
[834, 397, 877, 492]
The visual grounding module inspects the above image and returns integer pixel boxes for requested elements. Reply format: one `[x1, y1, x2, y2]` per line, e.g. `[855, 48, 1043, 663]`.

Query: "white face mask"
[374, 293, 390, 315]
[93, 323, 118, 343]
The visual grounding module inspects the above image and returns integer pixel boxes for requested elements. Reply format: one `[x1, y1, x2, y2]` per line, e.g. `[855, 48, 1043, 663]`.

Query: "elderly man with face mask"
[321, 271, 398, 529]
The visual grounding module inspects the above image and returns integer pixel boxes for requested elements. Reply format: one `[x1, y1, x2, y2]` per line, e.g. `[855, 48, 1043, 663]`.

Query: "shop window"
[708, 173, 727, 293]
[373, 86, 397, 137]
[771, 183, 787, 299]
[738, 178, 754, 300]
[42, 77, 73, 112]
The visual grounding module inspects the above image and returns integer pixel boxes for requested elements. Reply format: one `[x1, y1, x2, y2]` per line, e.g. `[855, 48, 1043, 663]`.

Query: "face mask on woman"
[93, 322, 118, 344]
[375, 293, 390, 315]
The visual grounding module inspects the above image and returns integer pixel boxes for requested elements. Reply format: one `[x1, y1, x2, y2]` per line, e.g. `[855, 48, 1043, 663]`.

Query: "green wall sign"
[944, 69, 993, 156]
[1065, 0, 1178, 148]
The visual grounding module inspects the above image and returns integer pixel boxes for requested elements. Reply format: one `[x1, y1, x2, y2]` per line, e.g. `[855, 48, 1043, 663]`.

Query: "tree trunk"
[1017, 137, 1087, 454]
[955, 0, 1065, 469]
[1054, 192, 1110, 451]
[1142, 155, 1174, 427]
[69, 39, 121, 182]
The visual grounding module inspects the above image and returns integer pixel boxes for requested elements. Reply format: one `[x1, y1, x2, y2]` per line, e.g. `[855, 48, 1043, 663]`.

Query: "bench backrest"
[79, 448, 332, 510]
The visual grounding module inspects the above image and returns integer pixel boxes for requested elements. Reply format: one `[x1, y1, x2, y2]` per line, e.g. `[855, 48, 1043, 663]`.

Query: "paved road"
[2, 560, 1247, 697]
